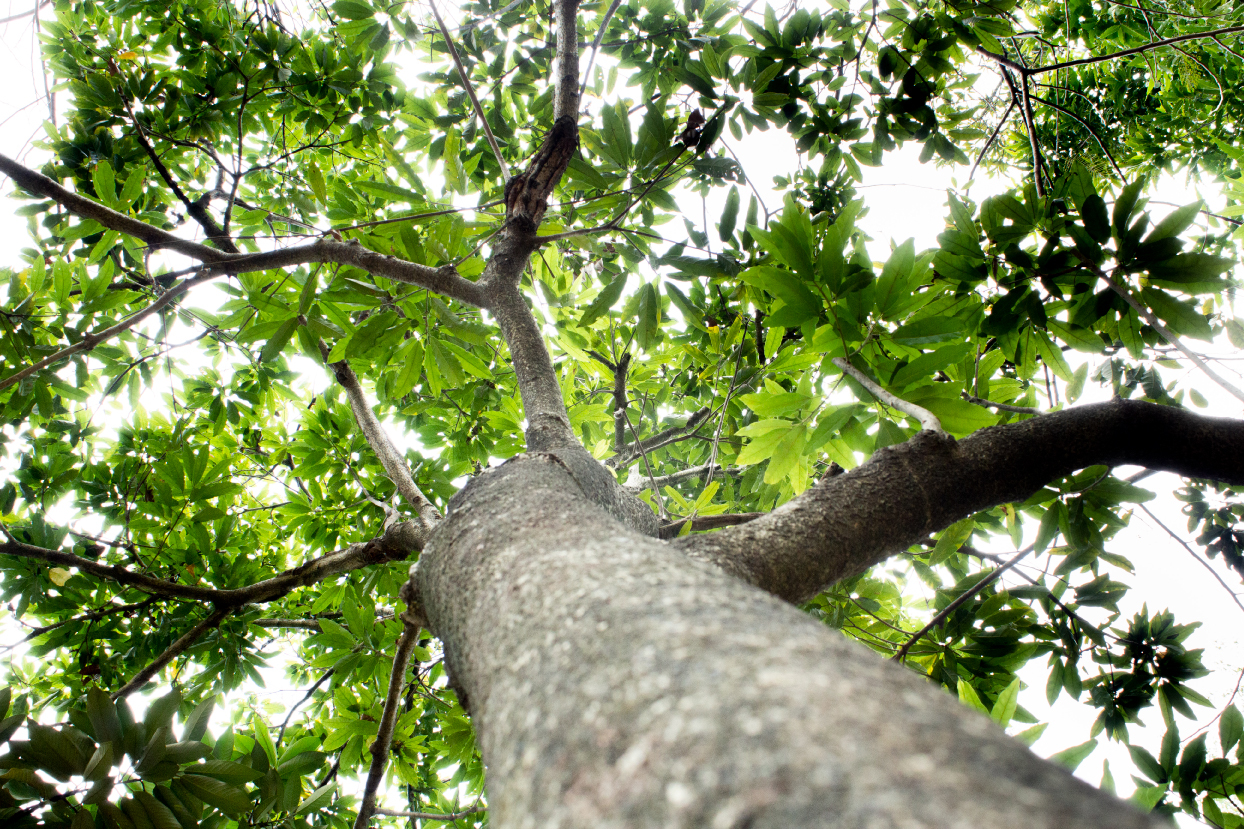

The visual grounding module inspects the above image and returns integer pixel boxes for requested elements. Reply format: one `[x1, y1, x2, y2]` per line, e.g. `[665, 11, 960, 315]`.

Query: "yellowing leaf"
[48, 567, 71, 587]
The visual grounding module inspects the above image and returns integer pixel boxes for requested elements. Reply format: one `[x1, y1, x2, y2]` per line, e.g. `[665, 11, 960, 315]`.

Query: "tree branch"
[321, 347, 442, 534]
[374, 806, 485, 821]
[961, 392, 1041, 414]
[893, 545, 1033, 663]
[674, 399, 1244, 604]
[977, 25, 1244, 76]
[607, 405, 713, 468]
[610, 351, 632, 452]
[0, 153, 486, 306]
[551, 0, 581, 121]
[969, 99, 1015, 182]
[0, 269, 220, 394]
[1138, 502, 1244, 616]
[1031, 94, 1124, 178]
[354, 620, 421, 829]
[114, 605, 232, 699]
[624, 462, 743, 492]
[833, 357, 943, 432]
[659, 512, 765, 540]
[430, 0, 510, 180]
[0, 518, 425, 606]
[1102, 273, 1244, 405]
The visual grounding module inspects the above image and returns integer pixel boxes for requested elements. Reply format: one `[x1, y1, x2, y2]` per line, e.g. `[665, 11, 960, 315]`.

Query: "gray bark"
[417, 452, 1167, 828]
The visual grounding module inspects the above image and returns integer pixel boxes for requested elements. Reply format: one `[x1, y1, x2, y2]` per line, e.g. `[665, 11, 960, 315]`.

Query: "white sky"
[1, 0, 1243, 822]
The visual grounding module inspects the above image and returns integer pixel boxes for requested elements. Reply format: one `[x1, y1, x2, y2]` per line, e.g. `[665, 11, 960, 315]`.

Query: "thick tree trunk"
[418, 453, 1163, 829]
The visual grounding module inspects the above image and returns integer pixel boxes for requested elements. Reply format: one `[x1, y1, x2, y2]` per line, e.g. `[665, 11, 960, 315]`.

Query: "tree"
[1, 0, 1244, 826]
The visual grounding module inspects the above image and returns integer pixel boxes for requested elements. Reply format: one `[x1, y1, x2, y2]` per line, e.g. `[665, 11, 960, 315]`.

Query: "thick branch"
[0, 153, 486, 306]
[354, 621, 421, 829]
[674, 399, 1244, 604]
[114, 606, 232, 699]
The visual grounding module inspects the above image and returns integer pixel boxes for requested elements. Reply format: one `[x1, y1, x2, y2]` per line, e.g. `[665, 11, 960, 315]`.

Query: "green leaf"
[580, 274, 627, 326]
[1144, 200, 1202, 244]
[736, 426, 790, 466]
[1129, 745, 1166, 783]
[1049, 739, 1097, 771]
[252, 714, 277, 766]
[1081, 195, 1110, 243]
[307, 164, 327, 205]
[1220, 703, 1243, 753]
[719, 186, 740, 241]
[259, 318, 299, 363]
[991, 678, 1021, 726]
[92, 160, 117, 205]
[763, 422, 807, 485]
[957, 679, 989, 714]
[179, 774, 253, 815]
[1013, 722, 1047, 746]
[332, 0, 374, 19]
[635, 282, 661, 350]
[1140, 287, 1213, 341]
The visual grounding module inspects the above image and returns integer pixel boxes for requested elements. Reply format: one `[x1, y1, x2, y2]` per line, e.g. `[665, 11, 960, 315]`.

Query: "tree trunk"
[419, 452, 1163, 828]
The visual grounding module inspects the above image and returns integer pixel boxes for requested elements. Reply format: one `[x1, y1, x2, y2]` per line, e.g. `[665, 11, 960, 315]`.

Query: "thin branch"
[833, 357, 943, 432]
[978, 24, 1244, 75]
[354, 621, 421, 829]
[621, 405, 670, 521]
[321, 345, 442, 534]
[1102, 273, 1244, 405]
[1001, 67, 1046, 196]
[1030, 94, 1124, 178]
[114, 606, 232, 699]
[0, 0, 53, 26]
[374, 806, 485, 821]
[702, 322, 750, 492]
[969, 99, 1016, 182]
[430, 0, 510, 180]
[624, 462, 743, 492]
[893, 545, 1034, 663]
[608, 406, 712, 468]
[659, 512, 765, 540]
[578, 0, 627, 107]
[0, 269, 220, 394]
[0, 518, 425, 606]
[962, 392, 1041, 415]
[1139, 503, 1244, 616]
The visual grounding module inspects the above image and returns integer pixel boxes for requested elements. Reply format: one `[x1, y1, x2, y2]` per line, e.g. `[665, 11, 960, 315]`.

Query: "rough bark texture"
[678, 398, 1244, 603]
[418, 454, 1164, 829]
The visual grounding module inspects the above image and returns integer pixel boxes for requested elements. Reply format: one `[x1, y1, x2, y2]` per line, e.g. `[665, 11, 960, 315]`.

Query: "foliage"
[0, 0, 1243, 826]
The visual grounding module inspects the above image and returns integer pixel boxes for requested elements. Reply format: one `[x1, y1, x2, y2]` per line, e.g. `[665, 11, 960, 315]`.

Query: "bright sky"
[1, 1, 1243, 822]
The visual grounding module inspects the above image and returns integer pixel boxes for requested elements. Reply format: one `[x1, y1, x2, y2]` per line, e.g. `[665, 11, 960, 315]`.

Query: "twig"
[353, 621, 421, 829]
[430, 0, 510, 180]
[277, 646, 365, 744]
[374, 805, 485, 821]
[962, 392, 1041, 415]
[658, 512, 765, 539]
[894, 545, 1034, 663]
[1101, 273, 1244, 406]
[0, 269, 220, 393]
[977, 24, 1244, 76]
[114, 606, 232, 699]
[1031, 94, 1124, 178]
[833, 357, 943, 432]
[621, 407, 669, 521]
[578, 0, 627, 108]
[624, 462, 743, 492]
[702, 321, 750, 492]
[1139, 503, 1244, 616]
[969, 99, 1016, 182]
[608, 406, 712, 468]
